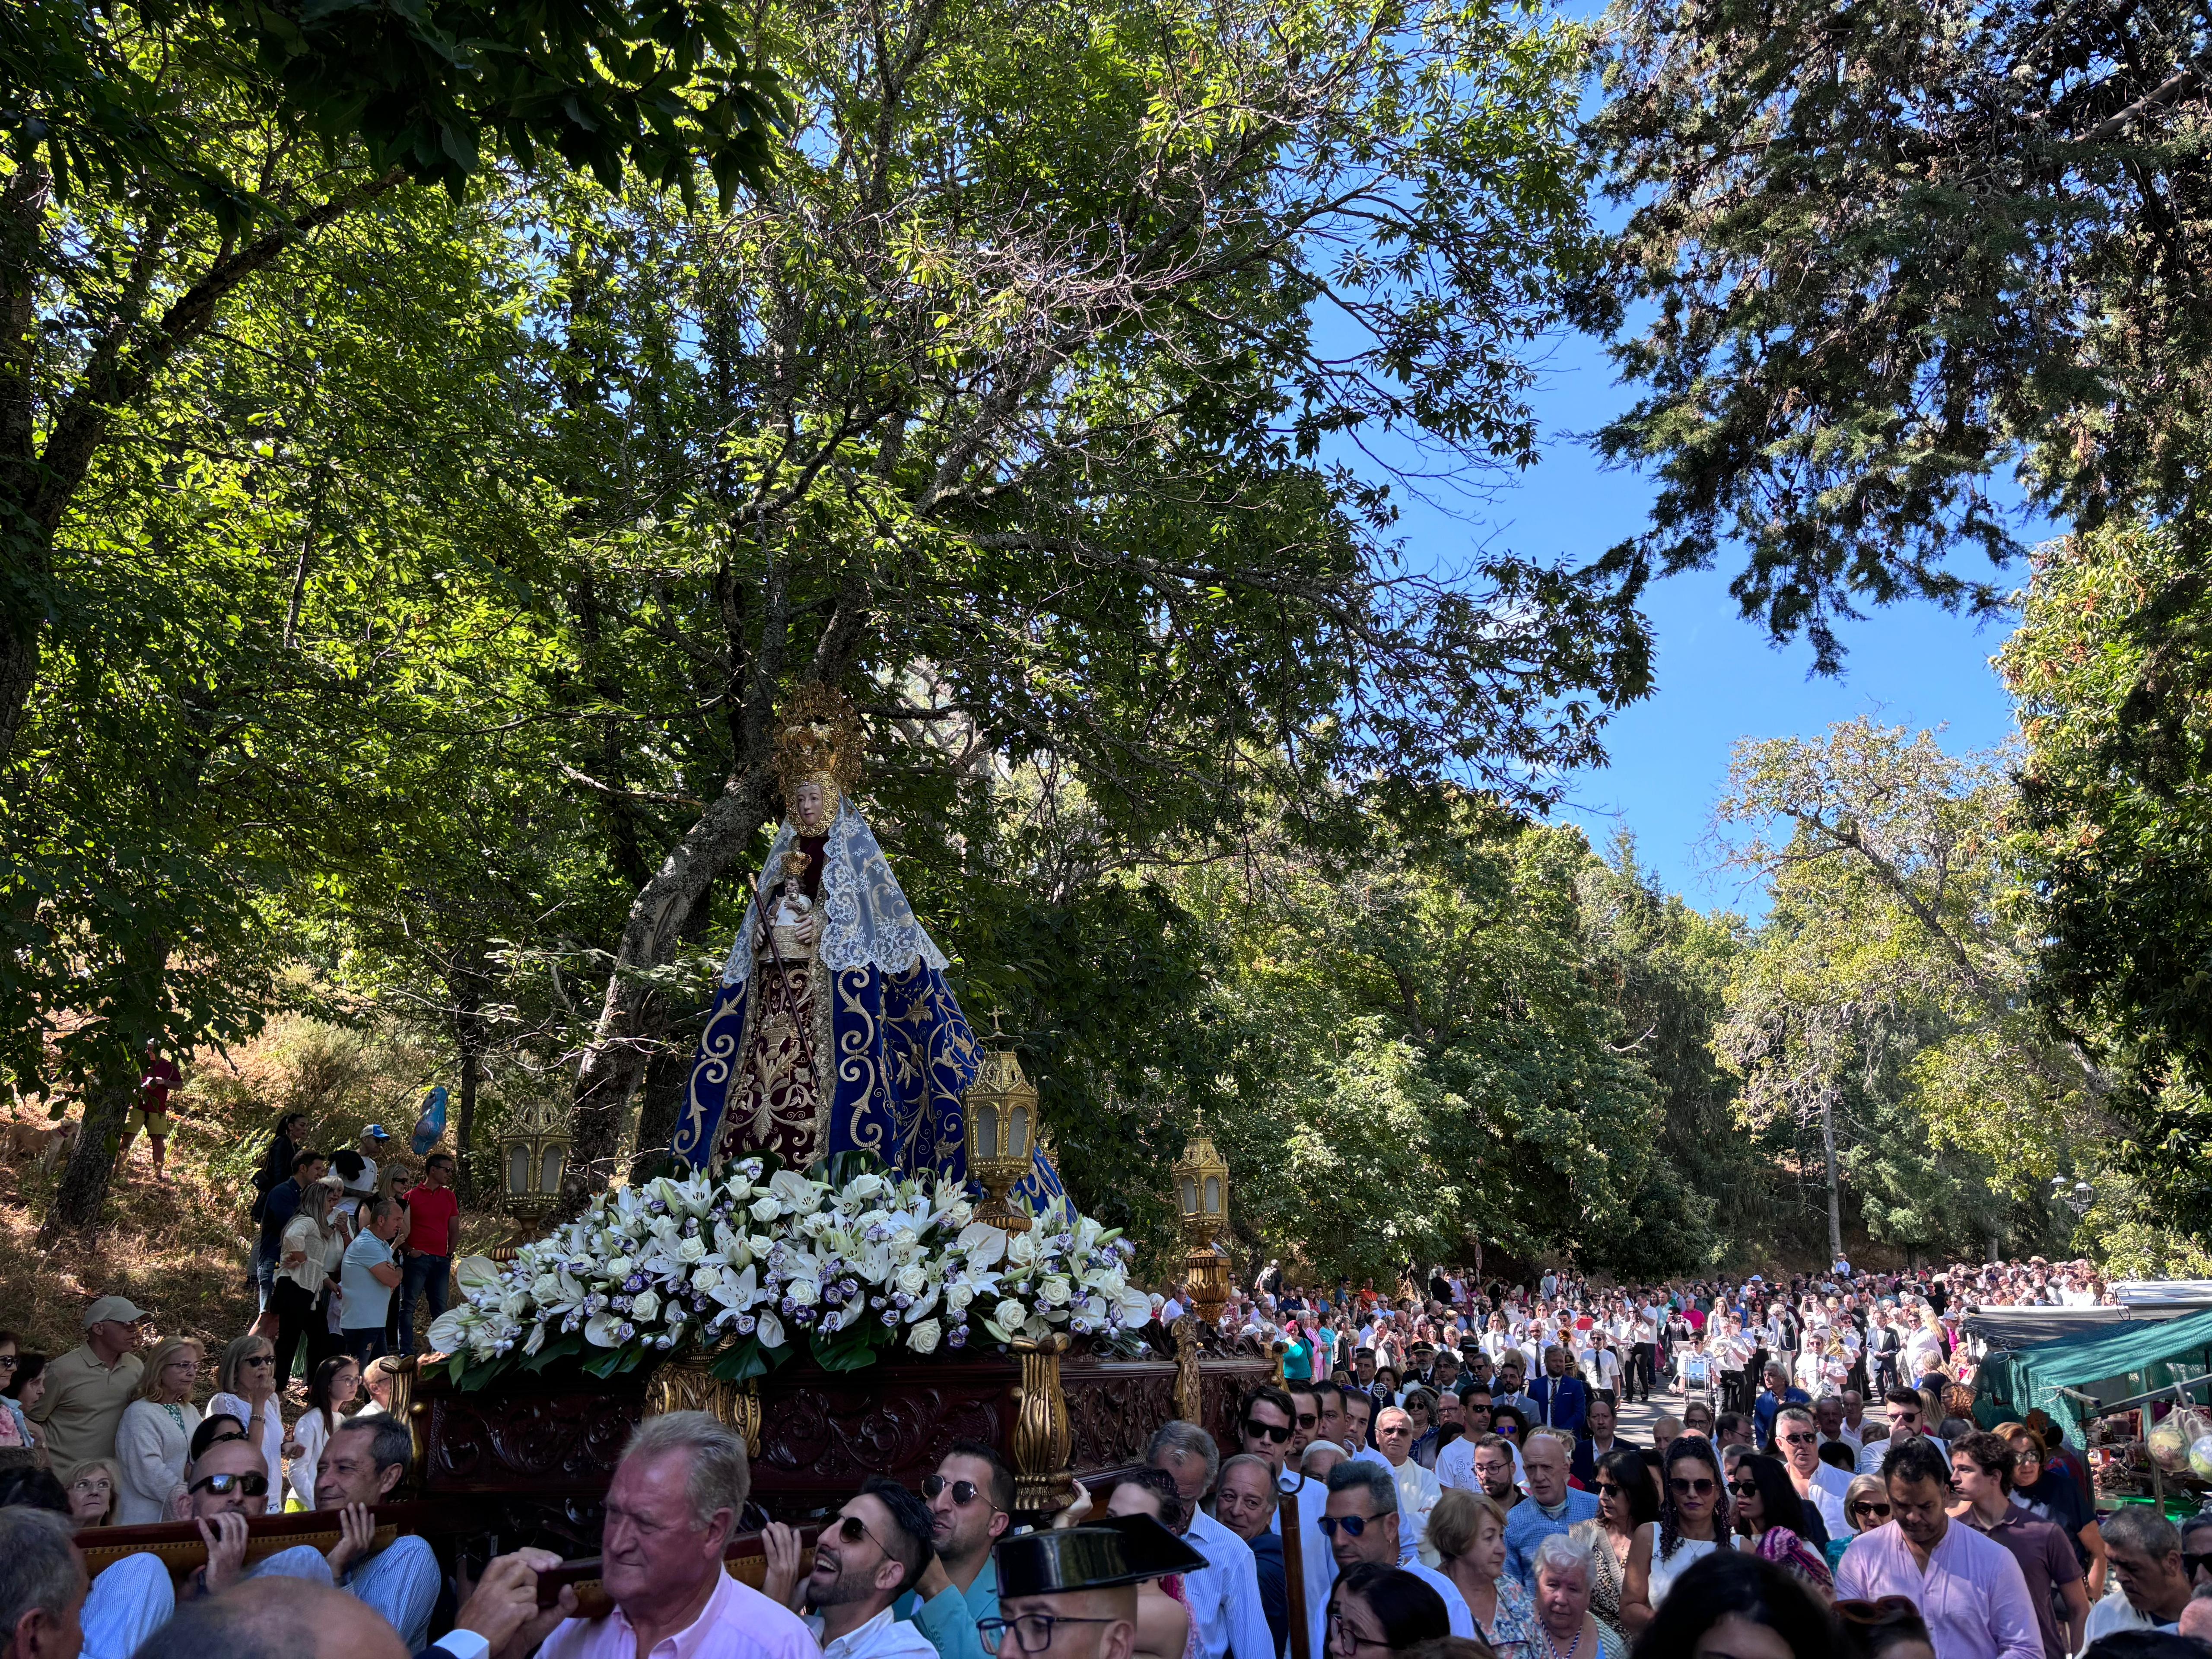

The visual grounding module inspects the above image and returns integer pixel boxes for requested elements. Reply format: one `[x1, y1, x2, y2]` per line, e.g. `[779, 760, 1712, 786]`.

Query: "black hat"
[994, 1514, 1209, 1598]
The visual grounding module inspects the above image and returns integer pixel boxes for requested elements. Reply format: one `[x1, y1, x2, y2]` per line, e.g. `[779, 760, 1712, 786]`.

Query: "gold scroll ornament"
[1010, 1332, 1073, 1512]
[646, 1352, 765, 1458]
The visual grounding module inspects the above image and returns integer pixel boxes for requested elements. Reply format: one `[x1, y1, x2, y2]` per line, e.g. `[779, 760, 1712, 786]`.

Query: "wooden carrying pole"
[1278, 1480, 1311, 1659]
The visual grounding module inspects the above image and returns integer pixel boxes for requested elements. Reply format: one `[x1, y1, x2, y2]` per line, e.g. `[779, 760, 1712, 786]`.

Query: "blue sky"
[1388, 327, 2024, 912]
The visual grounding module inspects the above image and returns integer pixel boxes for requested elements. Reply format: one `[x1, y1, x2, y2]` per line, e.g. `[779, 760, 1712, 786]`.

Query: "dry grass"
[0, 1014, 528, 1361]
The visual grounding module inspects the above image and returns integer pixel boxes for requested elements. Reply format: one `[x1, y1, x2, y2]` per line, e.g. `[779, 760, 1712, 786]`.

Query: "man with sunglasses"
[1854, 1388, 1949, 1478]
[1310, 1460, 1473, 1658]
[798, 1479, 939, 1659]
[1773, 1406, 1850, 1541]
[895, 1444, 1013, 1659]
[1251, 1387, 1332, 1659]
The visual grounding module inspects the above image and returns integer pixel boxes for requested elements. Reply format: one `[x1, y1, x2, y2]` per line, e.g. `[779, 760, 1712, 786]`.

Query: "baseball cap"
[83, 1296, 149, 1328]
[362, 1124, 392, 1141]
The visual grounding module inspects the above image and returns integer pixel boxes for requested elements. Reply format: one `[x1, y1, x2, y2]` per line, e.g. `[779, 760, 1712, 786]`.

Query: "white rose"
[607, 1255, 635, 1279]
[788, 1278, 820, 1307]
[1036, 1275, 1071, 1308]
[1005, 1231, 1039, 1266]
[632, 1290, 661, 1322]
[692, 1265, 723, 1294]
[908, 1318, 944, 1354]
[531, 1274, 562, 1302]
[896, 1263, 929, 1298]
[946, 1282, 975, 1313]
[677, 1235, 707, 1263]
[499, 1291, 531, 1319]
[750, 1196, 781, 1224]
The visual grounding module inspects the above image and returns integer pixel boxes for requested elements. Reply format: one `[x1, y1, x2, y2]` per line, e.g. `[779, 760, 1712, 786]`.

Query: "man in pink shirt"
[532, 1411, 817, 1659]
[1835, 1438, 2041, 1659]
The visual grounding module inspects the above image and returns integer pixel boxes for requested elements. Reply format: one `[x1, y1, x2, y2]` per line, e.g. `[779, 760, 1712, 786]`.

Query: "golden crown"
[769, 683, 864, 798]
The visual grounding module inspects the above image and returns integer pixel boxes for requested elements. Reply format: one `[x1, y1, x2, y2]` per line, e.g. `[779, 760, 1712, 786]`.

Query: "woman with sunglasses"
[1574, 1447, 1656, 1642]
[1427, 1487, 1536, 1655]
[1619, 1437, 1729, 1634]
[0, 1335, 41, 1455]
[115, 1336, 204, 1522]
[1832, 1475, 1888, 1571]
[206, 1334, 286, 1513]
[1997, 1420, 2107, 1600]
[1728, 1453, 1833, 1600]
[1325, 1562, 1450, 1659]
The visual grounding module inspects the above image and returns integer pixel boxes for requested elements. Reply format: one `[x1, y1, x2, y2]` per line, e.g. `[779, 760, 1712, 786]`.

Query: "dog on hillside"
[0, 1117, 79, 1171]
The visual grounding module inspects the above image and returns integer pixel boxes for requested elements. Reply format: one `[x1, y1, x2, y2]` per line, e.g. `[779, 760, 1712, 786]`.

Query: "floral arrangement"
[426, 1153, 1153, 1387]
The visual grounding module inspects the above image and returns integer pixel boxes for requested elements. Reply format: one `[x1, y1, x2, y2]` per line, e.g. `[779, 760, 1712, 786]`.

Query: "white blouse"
[206, 1390, 286, 1513]
[114, 1398, 200, 1523]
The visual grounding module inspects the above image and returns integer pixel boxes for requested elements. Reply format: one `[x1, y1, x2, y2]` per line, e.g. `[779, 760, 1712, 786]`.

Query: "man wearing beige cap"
[28, 1295, 149, 1471]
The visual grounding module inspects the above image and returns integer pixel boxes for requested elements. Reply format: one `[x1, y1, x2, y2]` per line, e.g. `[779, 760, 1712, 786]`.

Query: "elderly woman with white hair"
[1529, 1533, 1626, 1659]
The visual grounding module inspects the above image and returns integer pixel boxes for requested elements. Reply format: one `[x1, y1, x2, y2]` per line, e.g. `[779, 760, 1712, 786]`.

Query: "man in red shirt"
[399, 1152, 462, 1355]
[121, 1037, 182, 1180]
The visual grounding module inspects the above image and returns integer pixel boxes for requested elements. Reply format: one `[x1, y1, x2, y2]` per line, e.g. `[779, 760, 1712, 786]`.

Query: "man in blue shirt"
[252, 1147, 324, 1333]
[1754, 1361, 1810, 1451]
[1502, 1431, 1599, 1587]
[896, 1441, 1008, 1659]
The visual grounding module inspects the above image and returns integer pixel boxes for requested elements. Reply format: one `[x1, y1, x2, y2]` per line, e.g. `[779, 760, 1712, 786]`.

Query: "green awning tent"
[1974, 1306, 2212, 1438]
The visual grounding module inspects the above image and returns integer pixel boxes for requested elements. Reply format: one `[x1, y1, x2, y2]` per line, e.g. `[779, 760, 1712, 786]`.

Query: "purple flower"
[949, 1325, 969, 1349]
[736, 1314, 757, 1335]
[881, 1308, 899, 1325]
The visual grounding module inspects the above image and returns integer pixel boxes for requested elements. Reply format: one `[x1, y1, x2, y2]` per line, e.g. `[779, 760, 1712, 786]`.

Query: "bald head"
[132, 1578, 408, 1659]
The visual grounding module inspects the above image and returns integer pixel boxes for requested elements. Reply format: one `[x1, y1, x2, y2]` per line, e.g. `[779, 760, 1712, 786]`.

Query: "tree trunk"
[449, 958, 487, 1205]
[564, 768, 777, 1207]
[1821, 1090, 1844, 1263]
[41, 1061, 135, 1240]
[628, 877, 718, 1180]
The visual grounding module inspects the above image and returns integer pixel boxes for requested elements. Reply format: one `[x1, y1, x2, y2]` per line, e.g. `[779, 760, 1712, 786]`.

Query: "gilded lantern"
[499, 1096, 572, 1220]
[1172, 1119, 1230, 1246]
[964, 1045, 1037, 1232]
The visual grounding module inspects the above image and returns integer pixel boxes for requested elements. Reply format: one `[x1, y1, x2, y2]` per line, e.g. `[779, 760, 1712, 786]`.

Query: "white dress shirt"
[1183, 1505, 1277, 1659]
[809, 1605, 940, 1659]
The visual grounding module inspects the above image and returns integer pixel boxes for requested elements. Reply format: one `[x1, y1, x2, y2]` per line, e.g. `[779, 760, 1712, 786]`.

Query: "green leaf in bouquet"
[582, 1345, 634, 1379]
[521, 1332, 584, 1373]
[709, 1335, 766, 1381]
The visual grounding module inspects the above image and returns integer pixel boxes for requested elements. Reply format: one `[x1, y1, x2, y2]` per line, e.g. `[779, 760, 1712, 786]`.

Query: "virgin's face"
[791, 781, 832, 829]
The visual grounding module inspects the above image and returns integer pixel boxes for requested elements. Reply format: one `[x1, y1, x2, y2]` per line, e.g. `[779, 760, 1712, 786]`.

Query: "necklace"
[1538, 1624, 1584, 1659]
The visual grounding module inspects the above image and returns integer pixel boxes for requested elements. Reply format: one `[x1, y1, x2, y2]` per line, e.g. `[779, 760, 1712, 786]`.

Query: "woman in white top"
[205, 1333, 286, 1513]
[273, 1175, 344, 1384]
[1618, 1437, 1729, 1635]
[114, 1337, 204, 1522]
[286, 1353, 360, 1510]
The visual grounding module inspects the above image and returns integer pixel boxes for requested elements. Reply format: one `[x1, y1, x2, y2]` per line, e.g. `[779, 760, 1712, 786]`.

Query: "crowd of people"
[2, 1134, 2201, 1659]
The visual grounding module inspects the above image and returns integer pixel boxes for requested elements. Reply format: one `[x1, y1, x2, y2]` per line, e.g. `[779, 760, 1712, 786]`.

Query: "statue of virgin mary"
[670, 686, 982, 1182]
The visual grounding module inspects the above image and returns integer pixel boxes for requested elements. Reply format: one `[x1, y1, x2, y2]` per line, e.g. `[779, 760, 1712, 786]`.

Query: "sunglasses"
[1594, 1481, 1623, 1496]
[1295, 1412, 1319, 1428]
[1729, 1482, 1760, 1497]
[922, 1474, 999, 1510]
[1851, 1501, 1892, 1520]
[1780, 1430, 1816, 1445]
[242, 1354, 275, 1367]
[1317, 1515, 1374, 1538]
[189, 1472, 270, 1498]
[0, 1356, 15, 1370]
[1244, 1420, 1291, 1444]
[833, 1514, 886, 1549]
[1670, 1477, 1717, 1497]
